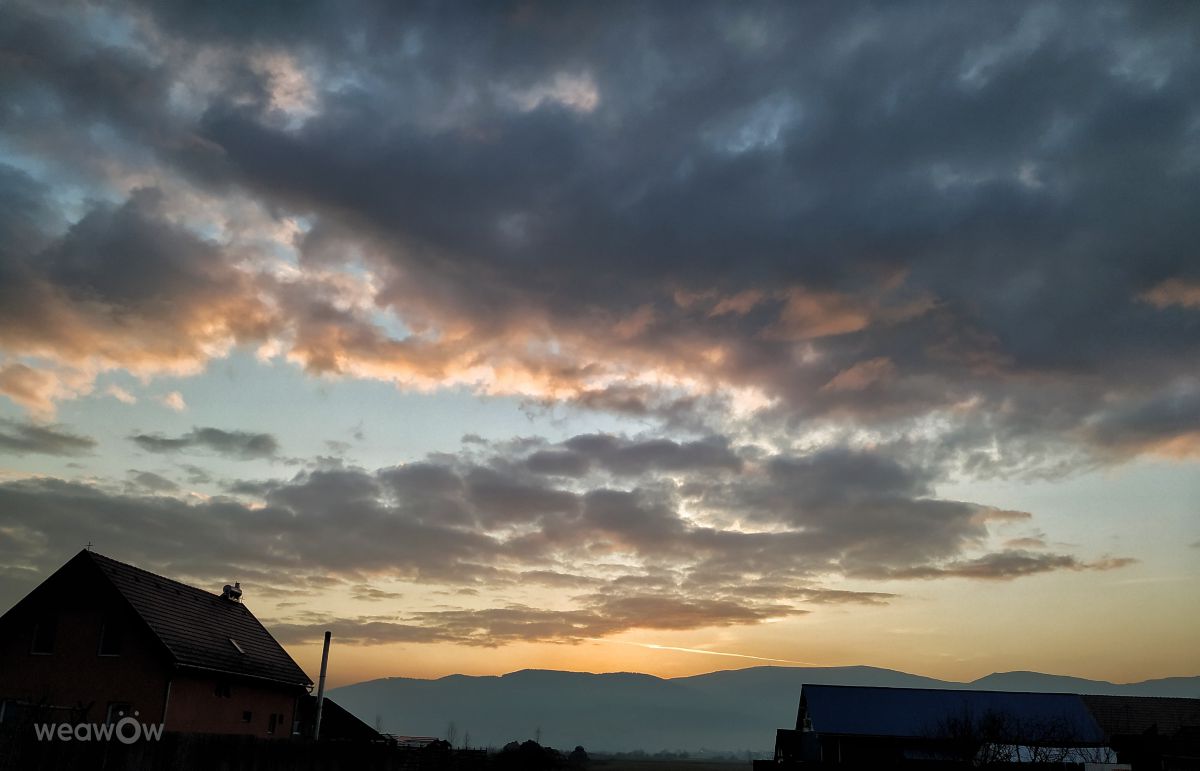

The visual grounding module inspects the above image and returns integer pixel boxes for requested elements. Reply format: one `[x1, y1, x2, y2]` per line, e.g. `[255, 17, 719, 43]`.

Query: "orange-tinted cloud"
[1139, 278, 1200, 309]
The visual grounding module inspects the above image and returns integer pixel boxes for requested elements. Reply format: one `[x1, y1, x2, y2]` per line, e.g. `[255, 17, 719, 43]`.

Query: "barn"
[765, 683, 1200, 769]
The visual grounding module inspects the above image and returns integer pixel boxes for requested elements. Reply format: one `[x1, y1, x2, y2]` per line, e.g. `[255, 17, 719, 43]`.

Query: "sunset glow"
[1, 0, 1197, 691]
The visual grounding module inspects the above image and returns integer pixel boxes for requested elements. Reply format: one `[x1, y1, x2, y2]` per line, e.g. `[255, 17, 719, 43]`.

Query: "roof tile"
[86, 551, 311, 687]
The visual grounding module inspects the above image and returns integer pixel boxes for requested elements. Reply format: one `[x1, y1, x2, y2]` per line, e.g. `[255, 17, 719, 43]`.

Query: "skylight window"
[229, 637, 245, 654]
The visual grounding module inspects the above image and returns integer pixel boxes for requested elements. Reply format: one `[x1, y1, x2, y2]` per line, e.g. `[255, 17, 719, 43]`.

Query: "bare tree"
[930, 706, 1110, 767]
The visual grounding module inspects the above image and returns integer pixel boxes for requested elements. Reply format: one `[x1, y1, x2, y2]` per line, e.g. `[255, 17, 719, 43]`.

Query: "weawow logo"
[33, 710, 164, 744]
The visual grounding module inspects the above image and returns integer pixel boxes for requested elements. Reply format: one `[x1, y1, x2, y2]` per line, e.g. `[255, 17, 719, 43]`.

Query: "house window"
[98, 621, 123, 656]
[106, 703, 132, 725]
[268, 712, 278, 735]
[214, 681, 232, 698]
[241, 710, 253, 723]
[31, 616, 57, 654]
[0, 700, 29, 725]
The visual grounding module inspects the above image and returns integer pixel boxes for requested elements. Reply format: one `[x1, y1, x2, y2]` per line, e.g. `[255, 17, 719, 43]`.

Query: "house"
[765, 684, 1119, 768]
[0, 549, 312, 738]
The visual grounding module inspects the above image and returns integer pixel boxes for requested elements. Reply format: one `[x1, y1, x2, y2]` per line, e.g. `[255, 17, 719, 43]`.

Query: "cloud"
[159, 392, 187, 412]
[972, 508, 1034, 524]
[325, 439, 352, 454]
[1083, 383, 1200, 458]
[502, 71, 601, 114]
[270, 594, 800, 647]
[1003, 536, 1046, 549]
[0, 1, 1187, 641]
[793, 588, 897, 605]
[127, 470, 180, 493]
[0, 435, 1134, 640]
[862, 551, 1138, 581]
[0, 179, 277, 416]
[1139, 278, 1200, 309]
[0, 419, 96, 456]
[130, 427, 279, 459]
[821, 357, 896, 393]
[0, 362, 92, 419]
[105, 385, 137, 404]
[0, 0, 1196, 483]
[520, 433, 744, 478]
[179, 464, 214, 484]
[350, 584, 403, 602]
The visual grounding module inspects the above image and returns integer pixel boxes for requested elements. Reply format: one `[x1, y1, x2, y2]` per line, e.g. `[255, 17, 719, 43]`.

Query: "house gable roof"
[799, 684, 1106, 744]
[79, 550, 311, 687]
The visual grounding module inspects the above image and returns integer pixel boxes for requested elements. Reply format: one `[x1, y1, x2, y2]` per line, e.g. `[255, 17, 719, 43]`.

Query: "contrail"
[596, 639, 817, 665]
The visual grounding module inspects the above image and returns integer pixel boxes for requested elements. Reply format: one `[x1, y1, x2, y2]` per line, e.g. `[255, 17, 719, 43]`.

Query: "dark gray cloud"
[269, 594, 802, 647]
[0, 435, 1133, 639]
[158, 2, 1198, 432]
[0, 419, 95, 456]
[0, 0, 1188, 645]
[126, 470, 180, 493]
[1083, 383, 1200, 458]
[860, 551, 1137, 581]
[0, 0, 1197, 474]
[559, 434, 743, 476]
[179, 464, 214, 484]
[490, 433, 746, 479]
[130, 427, 280, 459]
[223, 478, 281, 496]
[350, 584, 403, 603]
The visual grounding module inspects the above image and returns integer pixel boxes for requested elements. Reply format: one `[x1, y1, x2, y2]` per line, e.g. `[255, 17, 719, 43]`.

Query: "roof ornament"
[221, 581, 242, 602]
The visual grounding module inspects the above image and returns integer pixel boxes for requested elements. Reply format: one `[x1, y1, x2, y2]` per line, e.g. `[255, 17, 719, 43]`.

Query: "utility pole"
[313, 631, 331, 740]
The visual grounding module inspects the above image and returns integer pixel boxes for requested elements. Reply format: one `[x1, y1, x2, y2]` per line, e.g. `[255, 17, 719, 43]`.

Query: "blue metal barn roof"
[799, 684, 1106, 743]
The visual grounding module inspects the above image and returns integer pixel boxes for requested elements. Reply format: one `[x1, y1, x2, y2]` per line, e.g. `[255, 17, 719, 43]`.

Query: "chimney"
[221, 581, 242, 602]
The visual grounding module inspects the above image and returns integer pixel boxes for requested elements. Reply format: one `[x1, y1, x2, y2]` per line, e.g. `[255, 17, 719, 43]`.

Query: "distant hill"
[968, 671, 1200, 698]
[327, 666, 1200, 754]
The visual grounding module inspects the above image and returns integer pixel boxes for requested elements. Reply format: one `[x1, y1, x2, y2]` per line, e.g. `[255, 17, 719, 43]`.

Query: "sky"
[0, 0, 1197, 689]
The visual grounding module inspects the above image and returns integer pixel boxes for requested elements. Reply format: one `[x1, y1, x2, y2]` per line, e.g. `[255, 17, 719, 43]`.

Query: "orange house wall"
[0, 580, 170, 724]
[166, 673, 300, 738]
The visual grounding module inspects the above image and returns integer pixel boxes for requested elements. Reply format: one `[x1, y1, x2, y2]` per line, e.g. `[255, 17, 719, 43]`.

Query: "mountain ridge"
[329, 666, 1200, 753]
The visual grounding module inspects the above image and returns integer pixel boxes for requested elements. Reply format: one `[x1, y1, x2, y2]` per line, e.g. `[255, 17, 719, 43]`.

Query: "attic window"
[98, 621, 123, 656]
[229, 637, 245, 655]
[31, 616, 57, 655]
